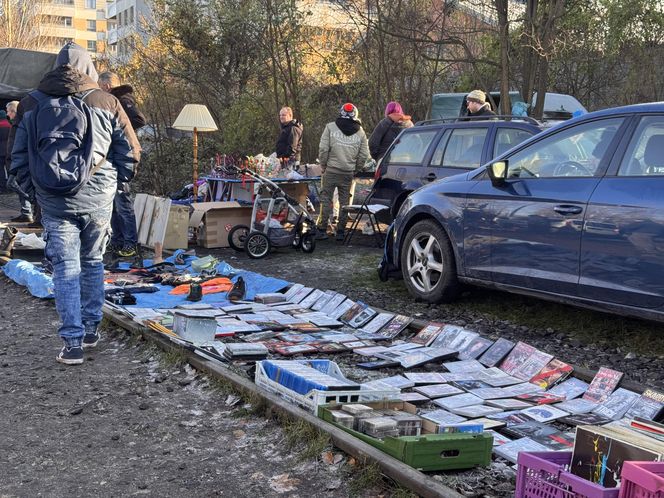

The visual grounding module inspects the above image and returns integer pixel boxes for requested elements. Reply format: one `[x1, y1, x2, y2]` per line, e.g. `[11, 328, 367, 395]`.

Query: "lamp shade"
[172, 104, 218, 132]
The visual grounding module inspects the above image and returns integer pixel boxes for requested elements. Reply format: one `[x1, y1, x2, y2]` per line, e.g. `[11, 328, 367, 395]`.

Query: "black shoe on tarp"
[187, 283, 203, 302]
[10, 214, 33, 223]
[228, 277, 246, 302]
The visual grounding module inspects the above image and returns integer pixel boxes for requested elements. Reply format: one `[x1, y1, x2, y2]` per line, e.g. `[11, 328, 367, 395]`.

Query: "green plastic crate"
[319, 402, 492, 471]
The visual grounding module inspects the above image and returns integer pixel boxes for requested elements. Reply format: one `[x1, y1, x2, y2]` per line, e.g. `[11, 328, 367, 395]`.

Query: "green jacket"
[318, 122, 369, 175]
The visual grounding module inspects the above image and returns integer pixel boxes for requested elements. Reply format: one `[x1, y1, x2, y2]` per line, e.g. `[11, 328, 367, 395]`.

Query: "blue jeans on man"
[110, 184, 137, 249]
[42, 206, 111, 348]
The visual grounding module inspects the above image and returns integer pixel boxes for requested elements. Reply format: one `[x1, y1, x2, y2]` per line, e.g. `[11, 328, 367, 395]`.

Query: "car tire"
[400, 220, 459, 303]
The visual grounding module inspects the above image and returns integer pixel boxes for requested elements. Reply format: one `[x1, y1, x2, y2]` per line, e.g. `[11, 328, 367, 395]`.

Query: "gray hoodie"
[318, 121, 369, 175]
[9, 42, 140, 217]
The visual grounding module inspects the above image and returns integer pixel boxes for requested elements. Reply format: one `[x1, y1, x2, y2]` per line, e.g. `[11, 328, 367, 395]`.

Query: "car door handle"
[553, 205, 583, 215]
[423, 173, 437, 181]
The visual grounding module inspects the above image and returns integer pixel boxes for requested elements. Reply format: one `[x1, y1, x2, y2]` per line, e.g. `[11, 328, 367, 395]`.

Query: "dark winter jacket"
[0, 119, 10, 175]
[275, 119, 303, 162]
[466, 104, 497, 120]
[9, 65, 140, 217]
[110, 84, 147, 131]
[368, 113, 414, 160]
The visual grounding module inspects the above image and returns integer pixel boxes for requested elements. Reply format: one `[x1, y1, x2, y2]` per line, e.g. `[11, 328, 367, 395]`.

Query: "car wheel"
[400, 220, 459, 303]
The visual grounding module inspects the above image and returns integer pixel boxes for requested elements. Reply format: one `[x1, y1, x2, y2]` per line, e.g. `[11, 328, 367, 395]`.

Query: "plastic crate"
[319, 401, 492, 471]
[255, 360, 399, 414]
[516, 452, 620, 498]
[619, 462, 664, 498]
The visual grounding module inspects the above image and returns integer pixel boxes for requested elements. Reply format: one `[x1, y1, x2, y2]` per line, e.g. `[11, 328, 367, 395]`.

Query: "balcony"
[106, 1, 117, 19]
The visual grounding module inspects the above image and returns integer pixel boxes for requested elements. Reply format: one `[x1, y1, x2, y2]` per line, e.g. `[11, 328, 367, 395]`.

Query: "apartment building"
[105, 0, 152, 61]
[40, 0, 109, 58]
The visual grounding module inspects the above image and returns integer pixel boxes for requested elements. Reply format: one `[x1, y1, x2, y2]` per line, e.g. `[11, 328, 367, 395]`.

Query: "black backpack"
[25, 89, 100, 195]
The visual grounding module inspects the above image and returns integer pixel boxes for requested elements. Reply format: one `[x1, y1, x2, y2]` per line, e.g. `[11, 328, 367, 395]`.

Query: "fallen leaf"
[269, 473, 300, 493]
[321, 451, 334, 465]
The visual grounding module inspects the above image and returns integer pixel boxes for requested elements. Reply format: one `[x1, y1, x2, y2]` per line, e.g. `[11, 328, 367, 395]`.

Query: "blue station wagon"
[372, 118, 543, 219]
[381, 102, 664, 322]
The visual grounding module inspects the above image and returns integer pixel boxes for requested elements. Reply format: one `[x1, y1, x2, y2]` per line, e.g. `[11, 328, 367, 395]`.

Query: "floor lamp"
[172, 104, 218, 200]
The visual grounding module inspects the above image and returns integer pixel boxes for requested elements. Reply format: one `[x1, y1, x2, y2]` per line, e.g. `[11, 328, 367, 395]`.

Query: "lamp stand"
[192, 127, 199, 200]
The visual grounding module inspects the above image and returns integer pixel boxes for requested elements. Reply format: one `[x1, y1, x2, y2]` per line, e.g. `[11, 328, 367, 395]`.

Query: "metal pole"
[193, 126, 198, 199]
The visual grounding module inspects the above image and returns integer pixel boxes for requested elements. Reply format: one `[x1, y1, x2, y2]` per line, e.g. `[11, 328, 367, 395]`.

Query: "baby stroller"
[227, 167, 318, 259]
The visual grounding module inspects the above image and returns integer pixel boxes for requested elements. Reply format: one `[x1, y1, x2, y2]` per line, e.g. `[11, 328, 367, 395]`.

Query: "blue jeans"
[110, 187, 137, 247]
[42, 207, 111, 347]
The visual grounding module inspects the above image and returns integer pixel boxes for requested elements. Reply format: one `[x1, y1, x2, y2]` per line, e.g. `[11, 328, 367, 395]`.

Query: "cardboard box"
[279, 182, 310, 206]
[163, 204, 190, 250]
[189, 201, 253, 248]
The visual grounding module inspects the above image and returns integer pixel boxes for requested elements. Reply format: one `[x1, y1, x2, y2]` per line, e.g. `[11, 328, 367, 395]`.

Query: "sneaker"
[10, 214, 33, 223]
[83, 330, 100, 349]
[117, 245, 137, 257]
[227, 277, 246, 302]
[56, 345, 84, 365]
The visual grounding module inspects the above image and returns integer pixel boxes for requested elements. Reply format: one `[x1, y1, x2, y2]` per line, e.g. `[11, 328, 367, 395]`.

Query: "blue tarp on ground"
[2, 259, 54, 298]
[3, 251, 289, 306]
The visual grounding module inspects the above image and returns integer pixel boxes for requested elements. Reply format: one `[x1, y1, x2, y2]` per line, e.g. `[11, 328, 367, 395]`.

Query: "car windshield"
[506, 118, 623, 178]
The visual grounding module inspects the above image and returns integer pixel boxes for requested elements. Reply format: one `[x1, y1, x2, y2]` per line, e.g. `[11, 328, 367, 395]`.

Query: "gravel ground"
[3, 190, 663, 498]
[0, 275, 390, 497]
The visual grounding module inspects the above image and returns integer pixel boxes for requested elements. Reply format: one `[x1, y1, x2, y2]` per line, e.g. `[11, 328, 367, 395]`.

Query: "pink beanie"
[385, 101, 403, 117]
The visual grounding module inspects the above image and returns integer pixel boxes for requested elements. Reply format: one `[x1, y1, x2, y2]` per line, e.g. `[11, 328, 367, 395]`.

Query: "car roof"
[576, 101, 664, 119]
[411, 118, 542, 132]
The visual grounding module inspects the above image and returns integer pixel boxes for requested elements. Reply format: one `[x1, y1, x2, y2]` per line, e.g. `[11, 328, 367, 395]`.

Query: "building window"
[87, 40, 97, 52]
[53, 0, 75, 5]
[64, 16, 73, 26]
[87, 20, 96, 31]
[85, 0, 96, 9]
[129, 6, 134, 24]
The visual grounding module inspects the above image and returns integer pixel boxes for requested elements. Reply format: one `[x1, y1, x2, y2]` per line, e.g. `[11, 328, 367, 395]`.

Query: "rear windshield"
[386, 130, 438, 164]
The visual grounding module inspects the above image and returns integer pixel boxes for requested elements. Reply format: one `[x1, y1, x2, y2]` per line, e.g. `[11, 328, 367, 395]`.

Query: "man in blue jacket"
[9, 42, 140, 365]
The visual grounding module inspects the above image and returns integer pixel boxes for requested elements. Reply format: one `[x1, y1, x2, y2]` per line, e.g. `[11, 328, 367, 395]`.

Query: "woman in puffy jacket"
[368, 101, 414, 161]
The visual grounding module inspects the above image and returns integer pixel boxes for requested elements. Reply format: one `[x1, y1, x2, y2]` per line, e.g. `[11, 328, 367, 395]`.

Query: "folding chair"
[341, 184, 388, 247]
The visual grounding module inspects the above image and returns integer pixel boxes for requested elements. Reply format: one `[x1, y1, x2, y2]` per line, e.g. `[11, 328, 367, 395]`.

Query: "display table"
[203, 176, 321, 205]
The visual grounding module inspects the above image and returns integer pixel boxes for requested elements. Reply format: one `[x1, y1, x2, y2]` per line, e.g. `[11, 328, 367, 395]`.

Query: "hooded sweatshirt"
[318, 118, 369, 175]
[9, 42, 140, 217]
[368, 112, 414, 160]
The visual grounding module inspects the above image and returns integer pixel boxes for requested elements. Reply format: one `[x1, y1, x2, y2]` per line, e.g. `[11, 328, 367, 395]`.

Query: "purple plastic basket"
[516, 452, 620, 498]
[619, 462, 664, 498]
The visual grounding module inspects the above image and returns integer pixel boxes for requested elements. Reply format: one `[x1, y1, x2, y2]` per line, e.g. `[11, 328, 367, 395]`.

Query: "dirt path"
[0, 277, 360, 498]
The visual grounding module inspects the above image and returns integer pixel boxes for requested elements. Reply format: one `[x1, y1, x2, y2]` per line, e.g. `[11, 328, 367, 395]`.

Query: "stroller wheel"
[228, 224, 250, 252]
[300, 233, 316, 253]
[245, 232, 271, 259]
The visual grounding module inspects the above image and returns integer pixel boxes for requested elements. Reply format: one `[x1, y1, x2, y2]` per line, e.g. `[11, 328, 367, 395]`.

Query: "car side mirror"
[487, 160, 508, 186]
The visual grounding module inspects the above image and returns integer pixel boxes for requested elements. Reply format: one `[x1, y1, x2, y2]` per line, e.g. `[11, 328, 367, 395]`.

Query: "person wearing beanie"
[465, 90, 497, 120]
[99, 71, 146, 258]
[317, 103, 370, 241]
[275, 106, 303, 167]
[9, 41, 140, 365]
[0, 110, 10, 190]
[368, 100, 414, 161]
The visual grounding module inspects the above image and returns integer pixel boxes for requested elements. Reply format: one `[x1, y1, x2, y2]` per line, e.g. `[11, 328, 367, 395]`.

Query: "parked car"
[372, 117, 544, 219]
[380, 102, 664, 322]
[430, 91, 587, 123]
